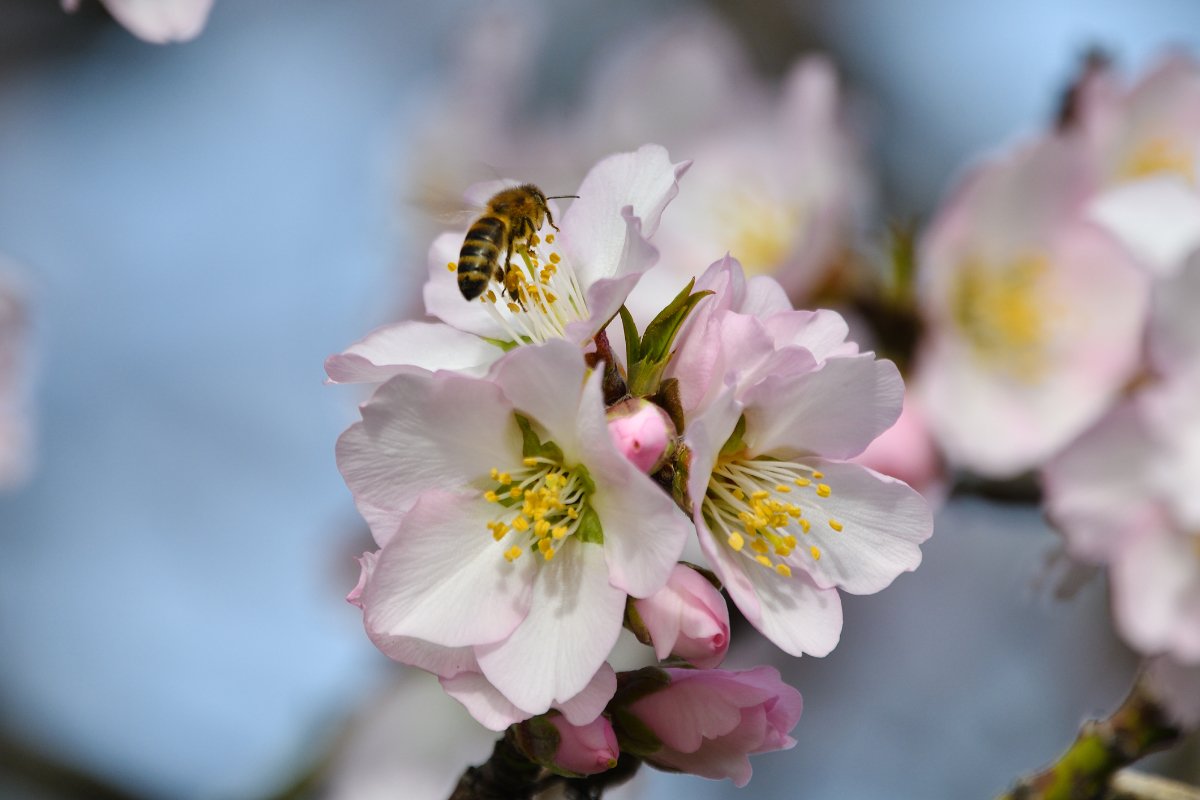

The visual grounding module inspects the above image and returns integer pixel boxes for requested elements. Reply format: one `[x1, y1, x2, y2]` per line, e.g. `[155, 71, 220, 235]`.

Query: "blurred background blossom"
[3, 1, 1200, 798]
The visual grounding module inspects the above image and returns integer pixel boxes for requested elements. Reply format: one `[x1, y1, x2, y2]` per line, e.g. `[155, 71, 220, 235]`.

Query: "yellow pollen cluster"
[950, 254, 1056, 382]
[483, 461, 586, 563]
[472, 236, 590, 346]
[703, 457, 844, 578]
[1120, 137, 1196, 185]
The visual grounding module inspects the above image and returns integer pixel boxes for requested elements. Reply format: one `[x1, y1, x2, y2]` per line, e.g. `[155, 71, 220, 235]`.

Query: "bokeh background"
[1, 1, 1198, 798]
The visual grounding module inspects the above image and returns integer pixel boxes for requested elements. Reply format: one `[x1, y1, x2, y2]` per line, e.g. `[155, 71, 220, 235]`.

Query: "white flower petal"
[370, 635, 479, 679]
[1088, 175, 1200, 277]
[476, 540, 626, 714]
[336, 371, 519, 538]
[560, 144, 690, 286]
[1112, 525, 1200, 662]
[96, 0, 213, 44]
[1151, 250, 1200, 376]
[363, 491, 536, 647]
[325, 321, 501, 383]
[782, 460, 932, 595]
[743, 355, 903, 460]
[556, 663, 618, 726]
[491, 341, 589, 461]
[439, 671, 533, 732]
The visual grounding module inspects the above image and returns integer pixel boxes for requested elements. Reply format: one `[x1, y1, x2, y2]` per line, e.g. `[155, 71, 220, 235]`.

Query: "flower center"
[1119, 136, 1196, 185]
[482, 456, 592, 563]
[701, 456, 845, 578]
[724, 194, 801, 277]
[451, 233, 591, 345]
[949, 253, 1054, 382]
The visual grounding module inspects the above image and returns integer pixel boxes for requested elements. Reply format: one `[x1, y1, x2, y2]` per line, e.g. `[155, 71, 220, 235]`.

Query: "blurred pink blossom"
[631, 564, 730, 669]
[915, 135, 1149, 478]
[62, 0, 214, 43]
[627, 666, 803, 788]
[851, 393, 946, 503]
[546, 714, 620, 777]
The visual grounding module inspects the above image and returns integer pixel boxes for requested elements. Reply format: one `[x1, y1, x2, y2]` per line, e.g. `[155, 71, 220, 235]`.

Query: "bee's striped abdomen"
[458, 215, 509, 300]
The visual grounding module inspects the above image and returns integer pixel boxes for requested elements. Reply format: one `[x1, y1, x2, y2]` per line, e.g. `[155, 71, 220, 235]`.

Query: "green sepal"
[572, 462, 596, 497]
[626, 280, 713, 397]
[610, 708, 663, 759]
[669, 442, 693, 515]
[623, 598, 653, 648]
[618, 305, 641, 366]
[481, 335, 522, 353]
[575, 503, 604, 545]
[718, 415, 748, 458]
[514, 413, 564, 464]
[651, 378, 686, 436]
[513, 715, 562, 770]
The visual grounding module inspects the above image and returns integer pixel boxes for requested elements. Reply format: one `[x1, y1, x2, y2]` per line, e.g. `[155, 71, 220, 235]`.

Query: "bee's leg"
[545, 207, 560, 232]
[503, 240, 524, 306]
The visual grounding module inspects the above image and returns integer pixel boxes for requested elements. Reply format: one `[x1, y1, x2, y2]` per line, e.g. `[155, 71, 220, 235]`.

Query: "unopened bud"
[547, 714, 620, 776]
[606, 398, 675, 473]
[632, 564, 729, 668]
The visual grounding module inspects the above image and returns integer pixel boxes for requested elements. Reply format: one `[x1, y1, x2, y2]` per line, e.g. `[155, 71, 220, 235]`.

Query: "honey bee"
[456, 184, 577, 302]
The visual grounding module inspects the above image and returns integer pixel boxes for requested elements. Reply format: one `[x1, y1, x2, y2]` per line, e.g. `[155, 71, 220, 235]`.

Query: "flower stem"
[448, 731, 641, 799]
[589, 329, 628, 406]
[997, 680, 1184, 800]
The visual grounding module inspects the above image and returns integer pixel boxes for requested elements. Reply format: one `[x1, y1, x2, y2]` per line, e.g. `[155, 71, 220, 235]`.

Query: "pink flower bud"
[606, 398, 675, 473]
[548, 714, 620, 776]
[627, 667, 803, 788]
[632, 564, 729, 669]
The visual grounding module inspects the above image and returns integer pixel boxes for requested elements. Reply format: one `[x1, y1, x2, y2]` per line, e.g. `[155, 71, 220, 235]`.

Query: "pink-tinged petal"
[761, 308, 855, 361]
[1111, 524, 1200, 662]
[476, 540, 627, 714]
[423, 232, 508, 340]
[684, 390, 744, 512]
[547, 715, 620, 776]
[370, 635, 479, 680]
[743, 355, 903, 460]
[1151, 251, 1200, 376]
[1043, 400, 1158, 563]
[564, 270, 645, 346]
[633, 564, 730, 668]
[560, 145, 690, 286]
[696, 517, 842, 657]
[81, 0, 213, 44]
[651, 707, 765, 788]
[440, 671, 533, 732]
[325, 320, 501, 383]
[852, 394, 946, 501]
[1087, 175, 1200, 277]
[492, 340, 589, 462]
[363, 490, 536, 647]
[606, 399, 674, 474]
[780, 459, 932, 595]
[556, 663, 618, 726]
[1146, 657, 1200, 728]
[336, 372, 519, 538]
[741, 275, 792, 318]
[346, 550, 379, 609]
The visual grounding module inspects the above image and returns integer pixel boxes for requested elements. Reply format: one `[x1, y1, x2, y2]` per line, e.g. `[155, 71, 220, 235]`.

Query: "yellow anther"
[544, 292, 557, 304]
[567, 507, 578, 520]
[548, 251, 561, 263]
[509, 487, 523, 498]
[775, 484, 792, 493]
[507, 302, 522, 313]
[542, 547, 556, 561]
[483, 490, 499, 503]
[728, 532, 745, 551]
[784, 535, 798, 549]
[504, 546, 523, 562]
[523, 457, 539, 467]
[552, 526, 568, 540]
[751, 539, 769, 554]
[486, 290, 497, 303]
[492, 526, 508, 541]
[816, 484, 831, 498]
[490, 468, 499, 480]
[537, 538, 553, 553]
[732, 488, 746, 500]
[755, 555, 772, 567]
[496, 472, 511, 485]
[530, 234, 540, 245]
[545, 234, 556, 244]
[776, 564, 792, 577]
[534, 520, 551, 538]
[794, 477, 811, 487]
[812, 471, 824, 479]
[447, 262, 457, 272]
[775, 544, 792, 557]
[800, 518, 811, 533]
[512, 516, 529, 532]
[829, 519, 843, 532]
[751, 490, 770, 501]
[810, 546, 821, 560]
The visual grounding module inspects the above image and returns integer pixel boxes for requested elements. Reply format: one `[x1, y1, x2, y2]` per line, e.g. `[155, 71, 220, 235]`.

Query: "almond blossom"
[675, 258, 932, 657]
[914, 134, 1149, 477]
[629, 563, 730, 669]
[325, 145, 689, 384]
[338, 340, 692, 725]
